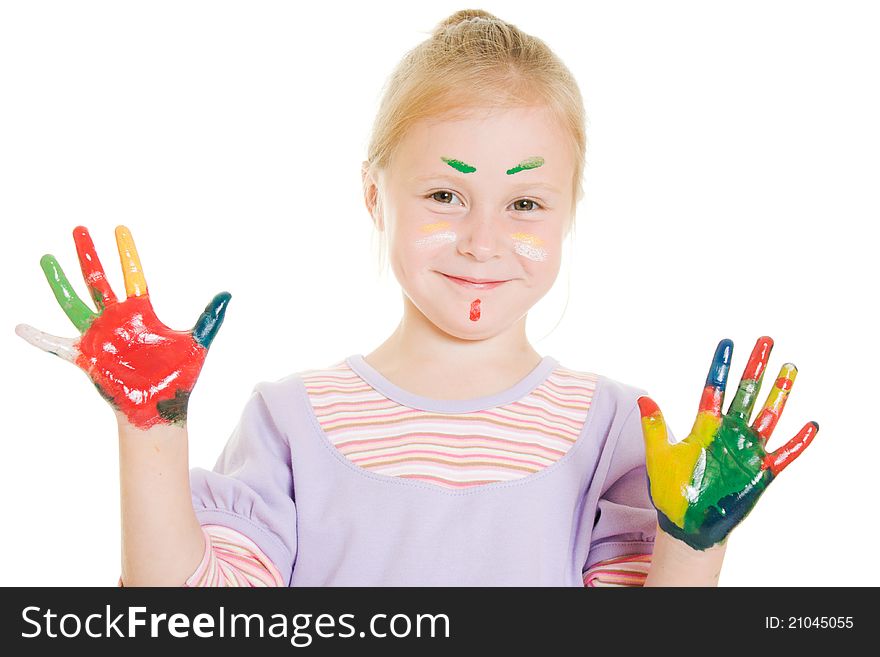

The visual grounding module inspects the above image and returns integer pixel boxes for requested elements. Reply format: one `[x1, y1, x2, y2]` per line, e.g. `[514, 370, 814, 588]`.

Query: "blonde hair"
[364, 9, 587, 272]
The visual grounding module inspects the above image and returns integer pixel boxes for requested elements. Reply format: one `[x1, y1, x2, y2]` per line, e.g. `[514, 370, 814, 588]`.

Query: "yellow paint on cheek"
[509, 232, 544, 245]
[510, 232, 548, 262]
[415, 221, 457, 248]
[422, 221, 451, 233]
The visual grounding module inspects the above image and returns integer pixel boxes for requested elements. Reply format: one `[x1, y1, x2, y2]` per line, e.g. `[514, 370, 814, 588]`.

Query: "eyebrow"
[441, 157, 476, 173]
[440, 155, 546, 175]
[506, 156, 544, 175]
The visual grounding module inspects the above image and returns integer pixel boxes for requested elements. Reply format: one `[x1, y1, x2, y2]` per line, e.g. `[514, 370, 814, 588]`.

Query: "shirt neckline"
[344, 353, 559, 413]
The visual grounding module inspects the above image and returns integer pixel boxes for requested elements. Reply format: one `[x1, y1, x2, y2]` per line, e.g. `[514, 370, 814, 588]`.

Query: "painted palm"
[637, 337, 819, 551]
[15, 225, 231, 431]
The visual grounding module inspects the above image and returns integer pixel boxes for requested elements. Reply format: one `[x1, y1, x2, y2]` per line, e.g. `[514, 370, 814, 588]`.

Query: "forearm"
[117, 412, 205, 586]
[643, 522, 728, 587]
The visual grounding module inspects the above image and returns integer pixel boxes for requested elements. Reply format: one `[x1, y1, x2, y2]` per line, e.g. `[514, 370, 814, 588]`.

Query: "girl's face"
[372, 105, 574, 340]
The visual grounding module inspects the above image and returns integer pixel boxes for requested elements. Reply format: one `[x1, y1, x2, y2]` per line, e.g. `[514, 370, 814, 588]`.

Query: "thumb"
[192, 292, 232, 350]
[638, 395, 692, 529]
[637, 395, 672, 462]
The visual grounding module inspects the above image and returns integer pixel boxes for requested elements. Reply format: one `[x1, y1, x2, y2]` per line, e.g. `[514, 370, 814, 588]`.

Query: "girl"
[14, 9, 818, 587]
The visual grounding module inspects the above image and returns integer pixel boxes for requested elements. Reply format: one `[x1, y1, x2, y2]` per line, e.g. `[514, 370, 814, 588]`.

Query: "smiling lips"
[441, 273, 509, 290]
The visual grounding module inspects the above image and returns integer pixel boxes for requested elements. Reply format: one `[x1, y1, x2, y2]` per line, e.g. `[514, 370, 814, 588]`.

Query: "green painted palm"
[637, 336, 819, 550]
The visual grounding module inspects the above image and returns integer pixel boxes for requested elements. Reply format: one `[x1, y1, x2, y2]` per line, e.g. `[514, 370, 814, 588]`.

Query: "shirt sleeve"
[584, 400, 662, 572]
[184, 524, 285, 586]
[583, 553, 652, 587]
[188, 383, 298, 585]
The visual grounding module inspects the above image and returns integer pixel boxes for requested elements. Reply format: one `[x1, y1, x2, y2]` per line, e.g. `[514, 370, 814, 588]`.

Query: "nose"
[456, 210, 503, 262]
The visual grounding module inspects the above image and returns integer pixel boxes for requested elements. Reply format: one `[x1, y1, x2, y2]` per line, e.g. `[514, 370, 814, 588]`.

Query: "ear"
[361, 160, 384, 231]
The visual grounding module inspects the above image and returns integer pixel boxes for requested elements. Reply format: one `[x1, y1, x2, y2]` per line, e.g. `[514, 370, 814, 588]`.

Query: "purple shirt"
[189, 355, 660, 586]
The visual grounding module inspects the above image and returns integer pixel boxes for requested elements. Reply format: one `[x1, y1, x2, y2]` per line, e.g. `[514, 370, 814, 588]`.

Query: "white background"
[2, 1, 877, 586]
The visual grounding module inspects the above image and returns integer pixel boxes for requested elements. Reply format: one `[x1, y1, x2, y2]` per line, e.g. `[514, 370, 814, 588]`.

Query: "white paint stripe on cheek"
[415, 230, 457, 248]
[513, 241, 548, 262]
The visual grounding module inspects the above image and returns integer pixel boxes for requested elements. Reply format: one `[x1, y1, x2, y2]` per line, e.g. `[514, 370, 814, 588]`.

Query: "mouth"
[439, 272, 510, 290]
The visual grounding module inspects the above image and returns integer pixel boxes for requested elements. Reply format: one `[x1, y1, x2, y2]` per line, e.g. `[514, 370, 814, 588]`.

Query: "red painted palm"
[15, 225, 231, 431]
[636, 337, 819, 550]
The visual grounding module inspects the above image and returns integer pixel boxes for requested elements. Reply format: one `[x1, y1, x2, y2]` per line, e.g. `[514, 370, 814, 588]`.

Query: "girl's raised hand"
[636, 336, 819, 551]
[15, 225, 231, 431]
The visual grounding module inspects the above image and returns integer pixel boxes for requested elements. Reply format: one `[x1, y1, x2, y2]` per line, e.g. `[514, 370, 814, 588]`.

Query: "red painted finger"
[763, 421, 819, 477]
[73, 226, 118, 312]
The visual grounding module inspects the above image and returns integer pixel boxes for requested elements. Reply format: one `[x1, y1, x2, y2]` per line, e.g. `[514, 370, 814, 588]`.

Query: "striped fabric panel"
[301, 360, 599, 490]
[184, 524, 285, 587]
[116, 524, 284, 587]
[583, 553, 652, 587]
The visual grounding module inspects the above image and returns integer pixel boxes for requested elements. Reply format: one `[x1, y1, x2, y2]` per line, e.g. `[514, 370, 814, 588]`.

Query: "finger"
[727, 335, 773, 421]
[73, 225, 118, 312]
[192, 291, 232, 349]
[638, 395, 701, 531]
[637, 396, 672, 459]
[683, 339, 732, 449]
[114, 225, 149, 298]
[15, 323, 79, 363]
[752, 362, 798, 443]
[39, 254, 99, 333]
[764, 420, 819, 477]
[697, 338, 734, 419]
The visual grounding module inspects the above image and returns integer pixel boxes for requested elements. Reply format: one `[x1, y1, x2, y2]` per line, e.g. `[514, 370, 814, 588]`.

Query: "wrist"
[658, 525, 728, 560]
[643, 524, 728, 587]
[115, 409, 188, 435]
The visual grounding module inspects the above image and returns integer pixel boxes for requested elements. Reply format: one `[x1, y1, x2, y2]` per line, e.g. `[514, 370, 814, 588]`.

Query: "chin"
[430, 313, 508, 341]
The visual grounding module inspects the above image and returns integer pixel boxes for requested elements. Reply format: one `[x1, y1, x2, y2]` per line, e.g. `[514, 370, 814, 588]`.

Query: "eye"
[427, 191, 543, 212]
[511, 198, 543, 212]
[429, 190, 463, 206]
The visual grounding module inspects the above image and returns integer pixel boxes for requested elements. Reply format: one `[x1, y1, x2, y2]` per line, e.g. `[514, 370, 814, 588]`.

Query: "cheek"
[390, 222, 456, 275]
[510, 230, 563, 288]
[510, 231, 550, 263]
[414, 231, 457, 249]
[412, 220, 457, 251]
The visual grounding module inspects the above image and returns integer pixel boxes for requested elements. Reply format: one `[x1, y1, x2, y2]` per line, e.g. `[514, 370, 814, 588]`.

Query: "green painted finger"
[727, 336, 773, 421]
[39, 254, 98, 333]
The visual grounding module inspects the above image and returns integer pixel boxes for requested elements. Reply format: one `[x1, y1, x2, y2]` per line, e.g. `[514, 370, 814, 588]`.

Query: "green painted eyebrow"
[441, 157, 476, 173]
[440, 155, 546, 175]
[506, 156, 544, 175]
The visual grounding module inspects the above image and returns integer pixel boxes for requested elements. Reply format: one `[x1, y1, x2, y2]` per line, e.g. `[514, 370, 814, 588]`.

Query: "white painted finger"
[15, 323, 79, 363]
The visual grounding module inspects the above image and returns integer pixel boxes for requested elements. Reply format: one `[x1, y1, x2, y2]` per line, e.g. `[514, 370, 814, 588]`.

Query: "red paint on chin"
[469, 299, 481, 321]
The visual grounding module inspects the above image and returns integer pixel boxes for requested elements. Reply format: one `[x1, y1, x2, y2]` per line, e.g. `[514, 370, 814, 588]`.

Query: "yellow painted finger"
[753, 362, 798, 443]
[115, 225, 149, 297]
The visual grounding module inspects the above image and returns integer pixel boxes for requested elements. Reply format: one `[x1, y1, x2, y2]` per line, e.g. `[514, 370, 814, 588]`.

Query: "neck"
[365, 293, 542, 383]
